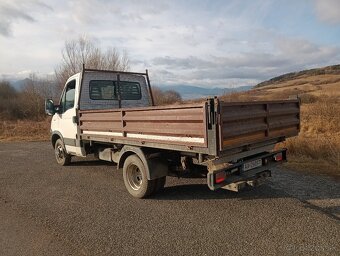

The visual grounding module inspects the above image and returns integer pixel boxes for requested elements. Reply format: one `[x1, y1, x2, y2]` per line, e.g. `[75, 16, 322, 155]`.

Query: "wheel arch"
[51, 131, 63, 148]
[117, 145, 168, 180]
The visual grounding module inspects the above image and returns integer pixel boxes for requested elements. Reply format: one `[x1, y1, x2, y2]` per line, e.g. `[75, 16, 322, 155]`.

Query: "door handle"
[72, 116, 78, 124]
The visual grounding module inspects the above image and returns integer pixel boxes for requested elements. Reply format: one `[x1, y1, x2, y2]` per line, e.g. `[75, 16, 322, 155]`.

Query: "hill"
[10, 78, 32, 91]
[254, 65, 340, 103]
[255, 64, 340, 88]
[220, 64, 340, 102]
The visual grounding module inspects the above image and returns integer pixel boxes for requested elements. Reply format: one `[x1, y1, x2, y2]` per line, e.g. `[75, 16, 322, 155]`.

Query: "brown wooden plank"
[123, 114, 203, 122]
[220, 99, 299, 107]
[268, 108, 299, 116]
[268, 118, 300, 129]
[80, 113, 122, 122]
[80, 121, 121, 131]
[223, 131, 266, 147]
[123, 121, 205, 136]
[268, 102, 298, 110]
[223, 122, 267, 138]
[221, 110, 267, 122]
[269, 126, 299, 138]
[125, 108, 203, 120]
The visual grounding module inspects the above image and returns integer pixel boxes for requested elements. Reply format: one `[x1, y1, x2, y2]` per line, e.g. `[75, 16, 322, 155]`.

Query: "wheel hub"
[55, 144, 64, 160]
[127, 165, 143, 190]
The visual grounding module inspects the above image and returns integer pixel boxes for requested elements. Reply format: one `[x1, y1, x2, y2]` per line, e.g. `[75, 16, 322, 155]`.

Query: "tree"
[0, 80, 20, 119]
[55, 36, 130, 90]
[0, 80, 16, 98]
[18, 74, 56, 120]
[152, 87, 182, 105]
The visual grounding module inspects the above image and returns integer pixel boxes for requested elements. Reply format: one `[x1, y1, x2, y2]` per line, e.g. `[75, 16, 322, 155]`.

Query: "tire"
[54, 138, 71, 166]
[123, 154, 155, 198]
[154, 176, 166, 193]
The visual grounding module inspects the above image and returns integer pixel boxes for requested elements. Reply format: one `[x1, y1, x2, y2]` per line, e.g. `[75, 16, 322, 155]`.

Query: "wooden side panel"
[80, 111, 122, 132]
[219, 100, 300, 150]
[79, 104, 208, 148]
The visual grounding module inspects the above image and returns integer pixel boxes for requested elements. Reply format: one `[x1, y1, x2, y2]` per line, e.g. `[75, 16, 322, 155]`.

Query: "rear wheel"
[123, 155, 155, 198]
[54, 139, 71, 166]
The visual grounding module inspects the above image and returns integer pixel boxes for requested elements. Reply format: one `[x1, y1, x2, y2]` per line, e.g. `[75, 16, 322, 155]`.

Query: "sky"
[0, 0, 340, 88]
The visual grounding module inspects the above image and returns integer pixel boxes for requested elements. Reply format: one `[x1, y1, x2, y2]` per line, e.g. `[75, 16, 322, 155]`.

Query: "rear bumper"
[207, 149, 287, 191]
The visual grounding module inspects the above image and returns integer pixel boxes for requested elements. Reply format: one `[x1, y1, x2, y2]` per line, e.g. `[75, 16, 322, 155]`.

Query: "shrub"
[299, 93, 318, 104]
[152, 87, 182, 105]
[0, 81, 24, 120]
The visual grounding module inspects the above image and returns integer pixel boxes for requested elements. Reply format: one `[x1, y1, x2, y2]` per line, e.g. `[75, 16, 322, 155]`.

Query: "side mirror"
[45, 99, 55, 116]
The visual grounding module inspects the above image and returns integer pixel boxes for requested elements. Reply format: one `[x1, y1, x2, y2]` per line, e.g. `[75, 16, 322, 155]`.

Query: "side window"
[60, 80, 76, 113]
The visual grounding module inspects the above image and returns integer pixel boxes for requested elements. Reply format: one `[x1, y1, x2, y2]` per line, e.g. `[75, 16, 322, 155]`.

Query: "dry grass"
[280, 96, 340, 179]
[0, 118, 50, 142]
[282, 137, 340, 180]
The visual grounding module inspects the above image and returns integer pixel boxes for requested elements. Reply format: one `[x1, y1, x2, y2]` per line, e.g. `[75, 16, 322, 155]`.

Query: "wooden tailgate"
[219, 99, 300, 151]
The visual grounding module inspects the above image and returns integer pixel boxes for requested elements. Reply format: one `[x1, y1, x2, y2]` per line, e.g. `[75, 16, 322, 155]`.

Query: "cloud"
[149, 34, 340, 87]
[152, 56, 214, 69]
[68, 0, 169, 26]
[1, 1, 340, 89]
[275, 37, 339, 66]
[314, 0, 340, 24]
[0, 0, 52, 36]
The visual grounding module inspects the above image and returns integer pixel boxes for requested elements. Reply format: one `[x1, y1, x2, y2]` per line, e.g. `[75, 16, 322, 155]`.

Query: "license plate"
[243, 159, 262, 171]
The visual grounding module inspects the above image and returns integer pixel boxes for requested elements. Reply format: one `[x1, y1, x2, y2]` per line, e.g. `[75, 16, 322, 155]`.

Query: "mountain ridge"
[159, 84, 253, 99]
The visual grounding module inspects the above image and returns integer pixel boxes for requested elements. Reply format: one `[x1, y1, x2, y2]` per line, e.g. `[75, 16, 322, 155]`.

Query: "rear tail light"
[274, 153, 283, 161]
[215, 172, 226, 184]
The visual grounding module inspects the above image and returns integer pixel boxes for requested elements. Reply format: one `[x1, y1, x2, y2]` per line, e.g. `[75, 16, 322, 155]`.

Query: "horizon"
[1, 0, 340, 88]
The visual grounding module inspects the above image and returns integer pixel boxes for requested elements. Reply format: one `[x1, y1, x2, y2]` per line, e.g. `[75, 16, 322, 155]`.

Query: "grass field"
[0, 118, 50, 142]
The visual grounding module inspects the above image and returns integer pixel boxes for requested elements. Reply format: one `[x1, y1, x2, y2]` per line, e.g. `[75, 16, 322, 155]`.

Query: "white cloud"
[0, 0, 52, 36]
[314, 0, 340, 24]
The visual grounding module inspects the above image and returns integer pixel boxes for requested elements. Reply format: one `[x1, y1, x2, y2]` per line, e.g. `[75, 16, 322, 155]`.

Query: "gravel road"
[0, 142, 339, 256]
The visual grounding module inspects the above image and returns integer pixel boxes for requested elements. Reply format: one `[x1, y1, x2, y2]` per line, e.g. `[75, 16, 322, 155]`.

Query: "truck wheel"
[154, 176, 166, 193]
[123, 155, 155, 198]
[54, 139, 71, 166]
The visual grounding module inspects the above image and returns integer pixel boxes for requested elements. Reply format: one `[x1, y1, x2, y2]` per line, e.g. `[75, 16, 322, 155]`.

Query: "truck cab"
[46, 69, 154, 160]
[50, 73, 83, 156]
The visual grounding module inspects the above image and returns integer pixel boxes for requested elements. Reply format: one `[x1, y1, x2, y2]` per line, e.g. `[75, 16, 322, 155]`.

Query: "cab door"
[56, 76, 83, 156]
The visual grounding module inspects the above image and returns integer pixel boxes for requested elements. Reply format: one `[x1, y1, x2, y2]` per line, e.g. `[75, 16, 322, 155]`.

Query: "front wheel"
[123, 155, 156, 198]
[54, 139, 71, 166]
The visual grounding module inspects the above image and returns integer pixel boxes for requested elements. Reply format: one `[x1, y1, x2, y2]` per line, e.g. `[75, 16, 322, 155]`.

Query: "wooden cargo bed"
[78, 98, 300, 156]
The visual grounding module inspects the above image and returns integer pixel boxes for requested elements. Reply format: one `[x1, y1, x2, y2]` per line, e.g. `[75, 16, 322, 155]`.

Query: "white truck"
[45, 68, 300, 198]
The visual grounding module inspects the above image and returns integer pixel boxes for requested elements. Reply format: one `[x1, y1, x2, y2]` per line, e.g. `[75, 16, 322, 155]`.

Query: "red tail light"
[215, 172, 226, 183]
[274, 153, 283, 161]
